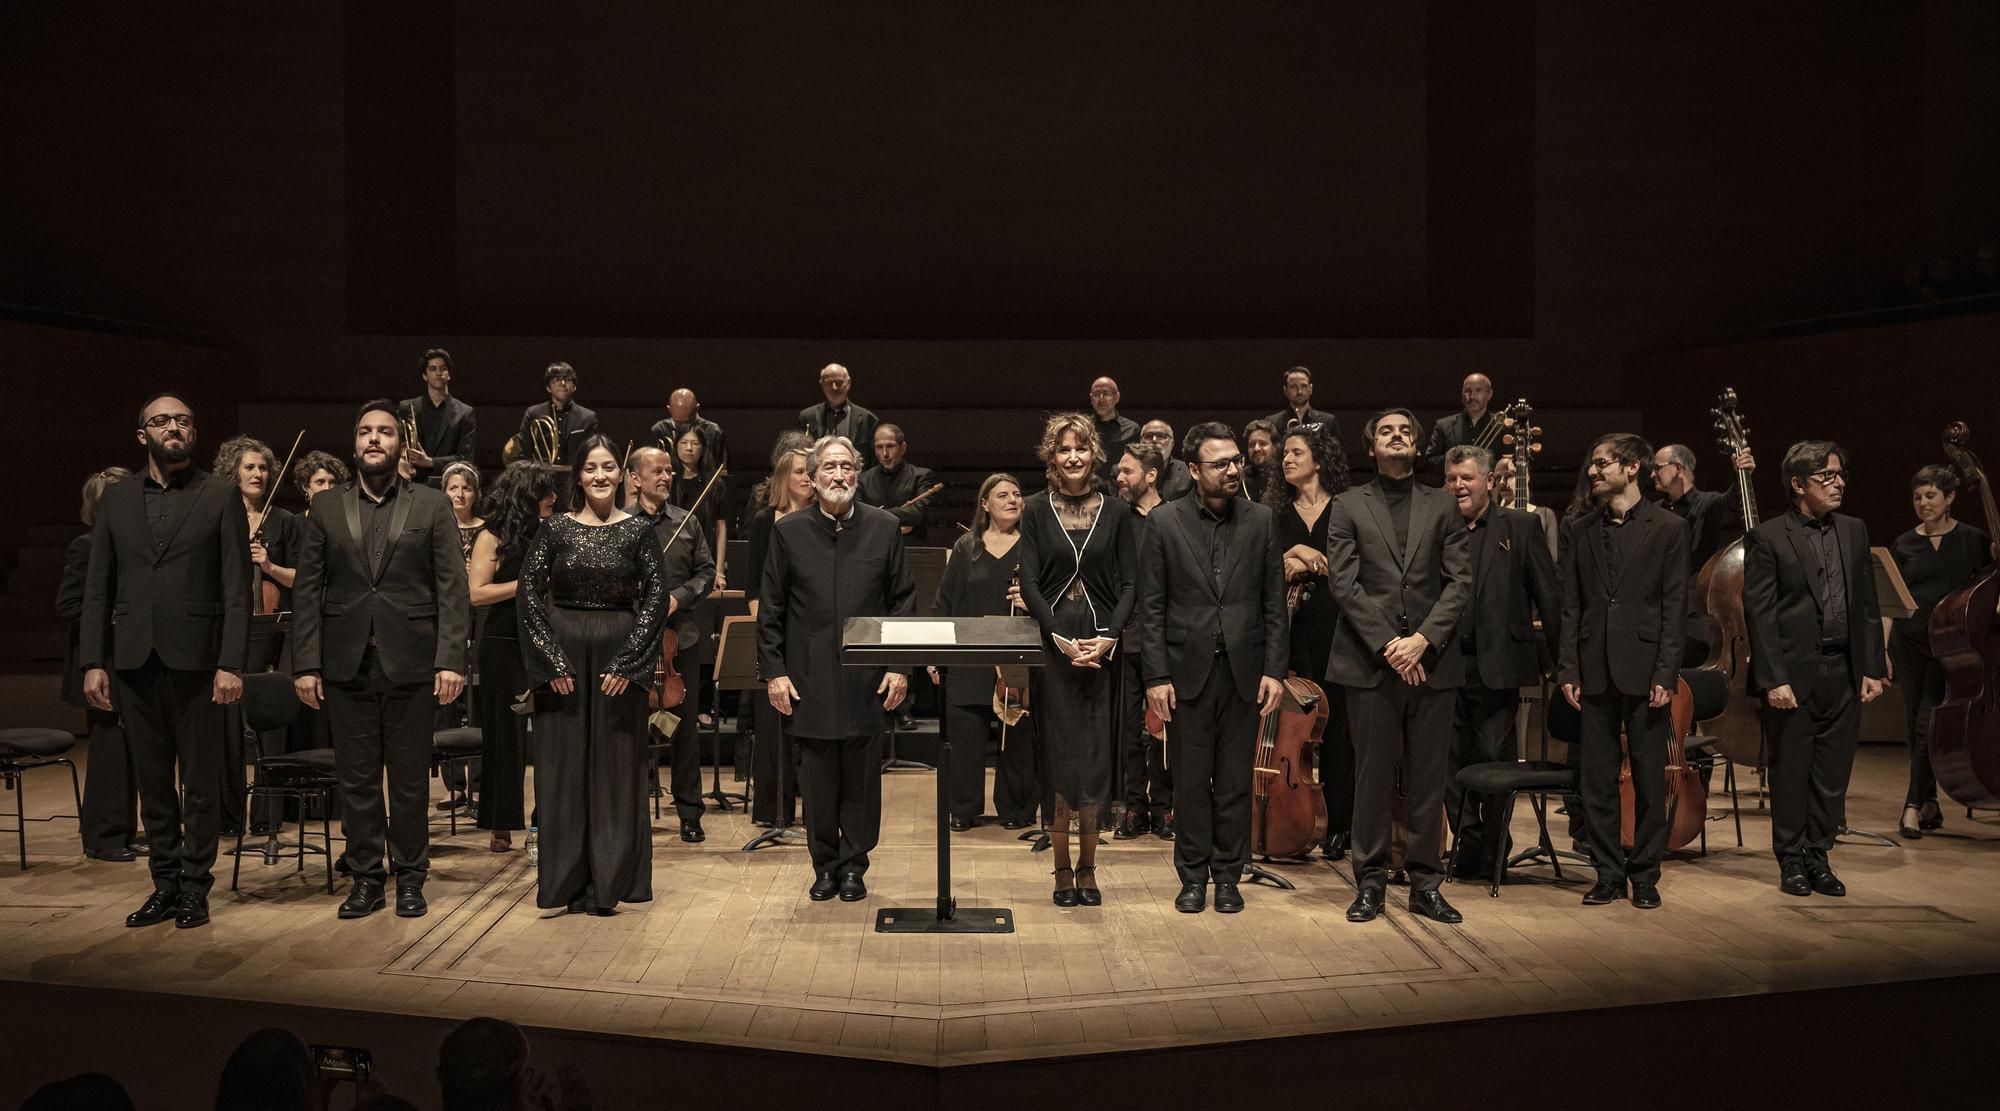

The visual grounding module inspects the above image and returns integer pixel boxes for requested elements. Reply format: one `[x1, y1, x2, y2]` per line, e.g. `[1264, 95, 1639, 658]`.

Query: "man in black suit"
[760, 435, 914, 903]
[799, 363, 879, 448]
[516, 362, 599, 467]
[1558, 433, 1688, 910]
[1138, 422, 1287, 914]
[397, 347, 477, 483]
[1089, 376, 1141, 483]
[292, 400, 471, 920]
[1440, 445, 1560, 878]
[856, 423, 939, 538]
[80, 393, 251, 930]
[1324, 407, 1471, 925]
[1652, 442, 1757, 663]
[1743, 440, 1886, 897]
[628, 446, 719, 842]
[648, 388, 729, 473]
[1423, 373, 1499, 473]
[1263, 365, 1343, 447]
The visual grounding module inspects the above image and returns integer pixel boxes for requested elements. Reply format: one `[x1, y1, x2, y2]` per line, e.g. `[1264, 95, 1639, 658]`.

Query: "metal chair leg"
[1491, 793, 1519, 897]
[1446, 790, 1472, 885]
[10, 771, 25, 870]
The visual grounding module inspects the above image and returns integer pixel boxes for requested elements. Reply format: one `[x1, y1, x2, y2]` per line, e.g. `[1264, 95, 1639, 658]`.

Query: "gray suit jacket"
[1321, 480, 1472, 690]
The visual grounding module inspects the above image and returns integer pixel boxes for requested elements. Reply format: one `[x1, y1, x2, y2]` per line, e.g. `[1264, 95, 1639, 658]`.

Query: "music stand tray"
[843, 616, 1043, 934]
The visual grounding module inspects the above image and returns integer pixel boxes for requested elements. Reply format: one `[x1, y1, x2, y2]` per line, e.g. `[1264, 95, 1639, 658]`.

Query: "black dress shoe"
[1779, 863, 1813, 897]
[126, 890, 178, 928]
[1114, 812, 1149, 840]
[1075, 866, 1102, 907]
[948, 815, 974, 832]
[1000, 818, 1029, 830]
[174, 892, 210, 929]
[809, 873, 839, 901]
[435, 796, 469, 812]
[838, 872, 867, 902]
[1213, 882, 1245, 914]
[1346, 887, 1385, 922]
[1155, 814, 1176, 841]
[1582, 881, 1625, 906]
[568, 895, 589, 915]
[84, 846, 139, 862]
[1806, 865, 1846, 897]
[1053, 867, 1080, 907]
[1630, 882, 1661, 909]
[1408, 889, 1463, 924]
[1919, 800, 1944, 831]
[680, 823, 706, 844]
[1174, 881, 1206, 913]
[1322, 830, 1350, 861]
[339, 880, 386, 919]
[396, 881, 428, 918]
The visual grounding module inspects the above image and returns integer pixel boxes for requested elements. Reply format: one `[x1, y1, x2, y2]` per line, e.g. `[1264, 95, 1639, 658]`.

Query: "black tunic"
[1890, 523, 1994, 653]
[1278, 502, 1336, 678]
[933, 531, 1024, 706]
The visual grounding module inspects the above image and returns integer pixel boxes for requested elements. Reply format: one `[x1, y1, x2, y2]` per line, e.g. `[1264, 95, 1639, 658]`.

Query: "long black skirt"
[476, 633, 530, 832]
[1032, 593, 1118, 818]
[532, 606, 652, 911]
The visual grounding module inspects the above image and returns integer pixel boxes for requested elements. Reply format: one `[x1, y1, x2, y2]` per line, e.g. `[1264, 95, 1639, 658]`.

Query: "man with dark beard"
[81, 392, 251, 930]
[759, 435, 914, 902]
[292, 400, 470, 920]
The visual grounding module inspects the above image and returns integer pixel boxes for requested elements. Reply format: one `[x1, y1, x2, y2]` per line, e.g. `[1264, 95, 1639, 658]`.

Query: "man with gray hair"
[1653, 440, 1756, 663]
[759, 435, 914, 902]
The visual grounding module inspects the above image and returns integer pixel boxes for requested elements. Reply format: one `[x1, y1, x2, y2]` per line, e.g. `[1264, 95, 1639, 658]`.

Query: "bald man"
[648, 388, 729, 472]
[1141, 419, 1193, 502]
[1089, 376, 1141, 481]
[1424, 373, 1498, 473]
[800, 363, 879, 447]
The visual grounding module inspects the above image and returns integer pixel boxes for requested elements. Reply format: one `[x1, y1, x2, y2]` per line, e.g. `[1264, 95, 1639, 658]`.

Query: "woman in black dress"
[1019, 413, 1138, 906]
[745, 445, 814, 827]
[1268, 423, 1352, 859]
[469, 462, 557, 853]
[1888, 463, 1994, 838]
[62, 467, 139, 859]
[519, 437, 670, 915]
[928, 474, 1041, 830]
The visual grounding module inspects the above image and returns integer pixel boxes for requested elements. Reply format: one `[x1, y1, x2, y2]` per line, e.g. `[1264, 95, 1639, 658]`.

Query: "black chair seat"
[1455, 760, 1577, 794]
[0, 728, 76, 759]
[433, 727, 482, 755]
[260, 748, 337, 780]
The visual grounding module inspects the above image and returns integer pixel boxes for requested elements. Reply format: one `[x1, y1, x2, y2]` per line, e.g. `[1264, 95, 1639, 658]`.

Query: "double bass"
[1929, 422, 2000, 807]
[1250, 584, 1331, 861]
[1692, 389, 1766, 767]
[1617, 676, 1706, 851]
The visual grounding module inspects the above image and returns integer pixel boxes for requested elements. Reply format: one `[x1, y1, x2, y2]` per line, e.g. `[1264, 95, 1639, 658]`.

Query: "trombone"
[527, 414, 560, 464]
[398, 403, 425, 457]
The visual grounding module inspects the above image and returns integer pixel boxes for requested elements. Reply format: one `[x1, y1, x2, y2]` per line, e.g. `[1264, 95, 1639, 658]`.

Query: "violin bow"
[254, 430, 306, 539]
[659, 464, 726, 555]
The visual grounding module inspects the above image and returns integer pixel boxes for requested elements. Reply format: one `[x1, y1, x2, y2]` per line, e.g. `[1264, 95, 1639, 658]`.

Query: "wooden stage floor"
[4, 740, 2000, 1069]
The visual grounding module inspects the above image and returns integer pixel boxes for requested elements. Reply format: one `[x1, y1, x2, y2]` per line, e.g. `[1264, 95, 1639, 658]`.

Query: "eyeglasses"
[143, 414, 193, 430]
[1199, 456, 1246, 472]
[1585, 457, 1621, 472]
[1807, 469, 1848, 487]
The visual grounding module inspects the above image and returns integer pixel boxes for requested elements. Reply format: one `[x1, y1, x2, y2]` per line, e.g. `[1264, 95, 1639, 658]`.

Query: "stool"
[0, 728, 82, 869]
[1447, 761, 1581, 898]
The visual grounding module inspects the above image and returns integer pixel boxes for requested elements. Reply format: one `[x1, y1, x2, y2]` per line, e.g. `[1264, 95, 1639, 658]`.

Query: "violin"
[1929, 422, 2000, 807]
[1250, 582, 1332, 861]
[649, 467, 725, 712]
[1616, 675, 1705, 851]
[1691, 388, 1767, 768]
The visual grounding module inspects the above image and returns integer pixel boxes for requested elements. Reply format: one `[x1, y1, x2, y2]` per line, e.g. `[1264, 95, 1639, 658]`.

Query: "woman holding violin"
[216, 434, 300, 615]
[1889, 463, 1993, 838]
[467, 461, 557, 853]
[1268, 423, 1352, 860]
[928, 474, 1041, 831]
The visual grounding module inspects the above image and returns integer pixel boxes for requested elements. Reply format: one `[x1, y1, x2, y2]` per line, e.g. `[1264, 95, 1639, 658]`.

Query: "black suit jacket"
[398, 394, 477, 479]
[57, 533, 91, 707]
[518, 402, 600, 467]
[80, 468, 251, 675]
[757, 503, 914, 740]
[1664, 486, 1744, 572]
[1423, 410, 1496, 472]
[648, 415, 729, 471]
[857, 462, 939, 532]
[1742, 512, 1886, 696]
[1264, 406, 1344, 447]
[1322, 480, 1472, 690]
[1136, 497, 1288, 702]
[798, 400, 879, 449]
[1557, 498, 1689, 697]
[291, 481, 472, 686]
[649, 503, 717, 653]
[1463, 505, 1561, 690]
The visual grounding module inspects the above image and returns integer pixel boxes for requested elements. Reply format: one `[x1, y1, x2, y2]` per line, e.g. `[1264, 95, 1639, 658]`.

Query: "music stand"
[880, 546, 951, 772]
[1835, 548, 1917, 849]
[702, 590, 751, 810]
[843, 615, 1042, 934]
[727, 612, 805, 851]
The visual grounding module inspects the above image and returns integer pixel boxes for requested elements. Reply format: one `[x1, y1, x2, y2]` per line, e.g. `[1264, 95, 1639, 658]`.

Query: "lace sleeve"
[608, 517, 670, 685]
[518, 516, 570, 686]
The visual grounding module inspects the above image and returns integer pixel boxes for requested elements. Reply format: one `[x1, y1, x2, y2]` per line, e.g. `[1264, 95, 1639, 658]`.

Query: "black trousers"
[1318, 684, 1353, 837]
[750, 694, 798, 826]
[325, 647, 435, 885]
[942, 703, 1040, 825]
[111, 656, 222, 895]
[1166, 652, 1257, 885]
[1763, 652, 1860, 868]
[658, 700, 706, 825]
[1890, 635, 1947, 808]
[1347, 678, 1451, 893]
[1447, 682, 1520, 868]
[535, 607, 653, 910]
[1578, 691, 1670, 885]
[78, 706, 137, 854]
[797, 733, 883, 877]
[1119, 648, 1172, 818]
[218, 702, 248, 834]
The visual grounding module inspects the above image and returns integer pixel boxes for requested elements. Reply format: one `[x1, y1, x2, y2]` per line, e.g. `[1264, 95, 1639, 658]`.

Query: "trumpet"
[527, 414, 560, 464]
[398, 403, 424, 456]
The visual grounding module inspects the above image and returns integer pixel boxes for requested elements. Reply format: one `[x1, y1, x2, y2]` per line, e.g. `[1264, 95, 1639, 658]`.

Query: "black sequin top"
[518, 513, 669, 688]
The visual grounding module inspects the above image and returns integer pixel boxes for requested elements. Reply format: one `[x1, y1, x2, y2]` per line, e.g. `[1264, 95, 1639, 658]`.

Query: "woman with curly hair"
[467, 462, 558, 851]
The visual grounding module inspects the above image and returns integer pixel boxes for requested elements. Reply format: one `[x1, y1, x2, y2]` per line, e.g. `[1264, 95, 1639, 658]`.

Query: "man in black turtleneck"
[1323, 407, 1471, 926]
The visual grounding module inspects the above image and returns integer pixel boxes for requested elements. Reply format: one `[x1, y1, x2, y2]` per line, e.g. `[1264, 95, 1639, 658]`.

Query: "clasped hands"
[1382, 634, 1430, 686]
[1057, 635, 1117, 669]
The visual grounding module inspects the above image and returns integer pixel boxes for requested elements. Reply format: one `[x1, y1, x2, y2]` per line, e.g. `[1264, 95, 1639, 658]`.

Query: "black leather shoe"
[339, 880, 386, 919]
[1408, 890, 1463, 924]
[1322, 830, 1350, 861]
[1154, 813, 1176, 841]
[680, 823, 706, 844]
[1000, 818, 1029, 830]
[1779, 863, 1812, 897]
[1174, 881, 1206, 913]
[1582, 881, 1625, 906]
[1114, 812, 1149, 839]
[435, 796, 469, 812]
[1053, 867, 1079, 907]
[396, 881, 428, 918]
[1346, 887, 1385, 922]
[1630, 882, 1661, 909]
[809, 873, 839, 901]
[1213, 882, 1245, 914]
[174, 892, 210, 929]
[125, 890, 178, 928]
[85, 846, 139, 862]
[1075, 866, 1102, 907]
[1919, 800, 1944, 831]
[948, 815, 974, 832]
[1806, 865, 1846, 897]
[838, 872, 867, 902]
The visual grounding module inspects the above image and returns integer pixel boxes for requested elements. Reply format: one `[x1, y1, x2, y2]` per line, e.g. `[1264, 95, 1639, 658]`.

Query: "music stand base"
[1243, 862, 1296, 890]
[875, 906, 1014, 934]
[1836, 825, 1899, 848]
[741, 827, 808, 852]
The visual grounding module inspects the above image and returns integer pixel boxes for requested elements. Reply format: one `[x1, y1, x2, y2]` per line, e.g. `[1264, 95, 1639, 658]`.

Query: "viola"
[1691, 388, 1766, 768]
[1616, 676, 1705, 851]
[1929, 422, 2000, 807]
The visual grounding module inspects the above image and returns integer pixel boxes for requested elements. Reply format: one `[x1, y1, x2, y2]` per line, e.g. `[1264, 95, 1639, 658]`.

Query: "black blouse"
[517, 513, 669, 688]
[257, 505, 302, 614]
[1890, 523, 1993, 652]
[1278, 501, 1337, 679]
[933, 530, 1025, 705]
[1017, 488, 1138, 640]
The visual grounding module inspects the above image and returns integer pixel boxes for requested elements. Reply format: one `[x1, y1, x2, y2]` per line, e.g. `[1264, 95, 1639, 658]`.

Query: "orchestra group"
[61, 353, 1994, 933]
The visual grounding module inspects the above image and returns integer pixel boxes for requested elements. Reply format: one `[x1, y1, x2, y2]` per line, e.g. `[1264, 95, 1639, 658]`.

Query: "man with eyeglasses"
[1089, 377, 1141, 483]
[1652, 442, 1754, 664]
[80, 393, 252, 930]
[759, 436, 914, 903]
[1140, 419, 1193, 502]
[1742, 441, 1886, 898]
[1137, 423, 1287, 914]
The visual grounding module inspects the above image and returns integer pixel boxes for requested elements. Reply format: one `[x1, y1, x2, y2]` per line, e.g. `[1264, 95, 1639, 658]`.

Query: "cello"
[1929, 422, 2000, 807]
[1692, 389, 1766, 767]
[1250, 583, 1332, 861]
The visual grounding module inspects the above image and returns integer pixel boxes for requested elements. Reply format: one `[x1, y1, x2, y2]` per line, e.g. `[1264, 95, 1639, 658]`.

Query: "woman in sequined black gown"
[519, 436, 670, 915]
